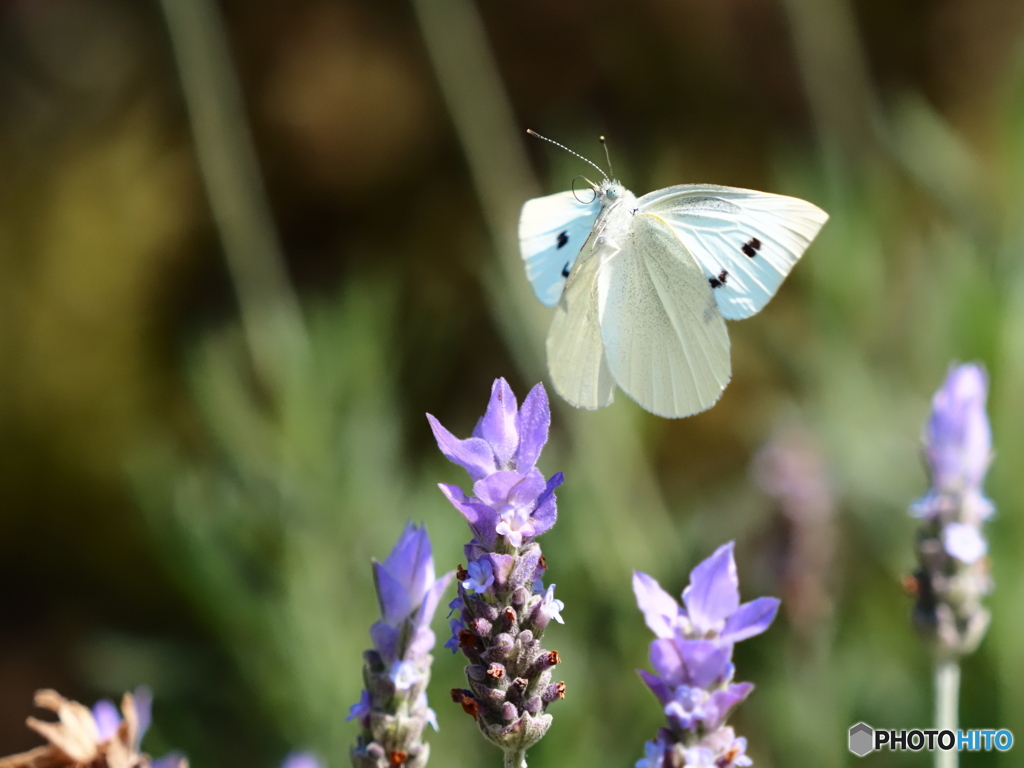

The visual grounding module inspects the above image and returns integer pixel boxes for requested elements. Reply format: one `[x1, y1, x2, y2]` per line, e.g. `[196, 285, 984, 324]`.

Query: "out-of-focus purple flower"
[350, 523, 454, 768]
[281, 752, 324, 768]
[908, 363, 994, 659]
[636, 734, 671, 768]
[370, 522, 452, 662]
[942, 523, 987, 564]
[91, 700, 122, 743]
[90, 686, 152, 748]
[634, 545, 777, 768]
[389, 660, 420, 691]
[752, 423, 837, 640]
[923, 364, 992, 491]
[1, 688, 183, 768]
[912, 364, 994, 528]
[430, 379, 566, 764]
[151, 753, 189, 768]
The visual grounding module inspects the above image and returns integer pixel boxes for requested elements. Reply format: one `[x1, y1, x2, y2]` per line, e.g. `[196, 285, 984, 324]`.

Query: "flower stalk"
[429, 378, 566, 766]
[633, 543, 780, 768]
[906, 364, 995, 768]
[348, 523, 454, 768]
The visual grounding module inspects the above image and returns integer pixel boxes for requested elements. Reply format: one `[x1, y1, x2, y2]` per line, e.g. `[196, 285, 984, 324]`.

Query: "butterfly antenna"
[599, 135, 615, 179]
[526, 129, 609, 180]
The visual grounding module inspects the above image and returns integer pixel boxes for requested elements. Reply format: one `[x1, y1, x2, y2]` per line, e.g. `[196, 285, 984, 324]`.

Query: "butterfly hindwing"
[519, 190, 602, 307]
[596, 213, 731, 418]
[547, 249, 616, 409]
[638, 184, 828, 320]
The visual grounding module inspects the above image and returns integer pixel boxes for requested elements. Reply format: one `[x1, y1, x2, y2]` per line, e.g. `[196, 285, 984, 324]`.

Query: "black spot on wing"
[709, 269, 729, 289]
[556, 230, 569, 249]
[741, 237, 762, 258]
[561, 262, 571, 278]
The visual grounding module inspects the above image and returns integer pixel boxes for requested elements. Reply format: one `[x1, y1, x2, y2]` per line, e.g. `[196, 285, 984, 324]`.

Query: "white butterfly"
[519, 134, 828, 418]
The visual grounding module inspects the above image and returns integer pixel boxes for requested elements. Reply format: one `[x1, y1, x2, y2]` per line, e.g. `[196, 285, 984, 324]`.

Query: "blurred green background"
[0, 0, 1022, 766]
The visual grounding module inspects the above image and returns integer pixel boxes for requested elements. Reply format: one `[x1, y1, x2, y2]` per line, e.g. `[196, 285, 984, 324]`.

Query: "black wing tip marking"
[556, 230, 570, 249]
[741, 237, 762, 258]
[709, 269, 729, 289]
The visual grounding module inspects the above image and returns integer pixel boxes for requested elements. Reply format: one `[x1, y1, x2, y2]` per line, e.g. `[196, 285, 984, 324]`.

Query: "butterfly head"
[599, 178, 624, 200]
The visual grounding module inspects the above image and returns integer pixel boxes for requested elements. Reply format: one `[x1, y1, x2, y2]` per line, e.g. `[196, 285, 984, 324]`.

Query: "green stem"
[503, 749, 527, 768]
[935, 659, 960, 768]
[158, 0, 308, 392]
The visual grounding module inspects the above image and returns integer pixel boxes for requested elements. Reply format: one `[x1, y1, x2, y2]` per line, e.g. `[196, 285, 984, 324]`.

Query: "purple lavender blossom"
[349, 523, 454, 768]
[91, 686, 153, 746]
[634, 544, 778, 768]
[281, 753, 325, 768]
[429, 379, 563, 555]
[634, 543, 779, 644]
[908, 363, 994, 658]
[429, 379, 566, 766]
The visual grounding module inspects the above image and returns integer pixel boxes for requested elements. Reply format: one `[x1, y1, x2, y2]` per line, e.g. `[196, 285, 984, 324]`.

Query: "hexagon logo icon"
[849, 722, 874, 757]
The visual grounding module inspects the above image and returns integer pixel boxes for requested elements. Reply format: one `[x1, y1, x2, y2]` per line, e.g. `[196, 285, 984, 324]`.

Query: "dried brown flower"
[0, 690, 187, 768]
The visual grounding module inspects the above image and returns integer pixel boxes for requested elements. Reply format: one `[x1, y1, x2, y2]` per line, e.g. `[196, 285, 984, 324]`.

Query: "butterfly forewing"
[519, 190, 602, 307]
[547, 249, 616, 409]
[596, 214, 731, 418]
[638, 185, 828, 320]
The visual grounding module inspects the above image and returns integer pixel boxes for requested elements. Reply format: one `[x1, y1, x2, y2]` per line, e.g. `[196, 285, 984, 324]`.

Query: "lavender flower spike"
[634, 544, 779, 768]
[349, 522, 454, 768]
[908, 363, 994, 659]
[429, 379, 566, 768]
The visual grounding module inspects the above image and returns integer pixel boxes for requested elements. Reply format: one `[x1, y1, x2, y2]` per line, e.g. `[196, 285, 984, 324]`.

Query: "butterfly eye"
[606, 187, 619, 199]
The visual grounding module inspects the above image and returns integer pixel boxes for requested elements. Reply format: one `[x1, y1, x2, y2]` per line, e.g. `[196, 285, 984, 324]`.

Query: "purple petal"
[472, 379, 519, 468]
[925, 364, 992, 489]
[151, 753, 189, 768]
[633, 572, 680, 639]
[637, 669, 672, 705]
[682, 542, 740, 632]
[132, 686, 152, 744]
[369, 620, 400, 662]
[463, 538, 489, 562]
[281, 753, 325, 768]
[373, 560, 414, 626]
[702, 683, 754, 731]
[345, 690, 371, 723]
[721, 597, 780, 643]
[514, 383, 550, 471]
[406, 626, 438, 658]
[381, 523, 434, 608]
[528, 473, 562, 537]
[649, 638, 683, 683]
[427, 414, 496, 480]
[507, 469, 548, 508]
[471, 472, 516, 507]
[439, 484, 498, 546]
[92, 699, 121, 741]
[675, 639, 733, 689]
[473, 471, 523, 508]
